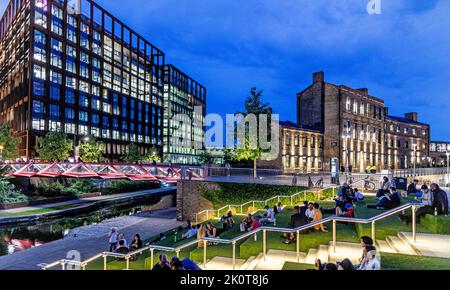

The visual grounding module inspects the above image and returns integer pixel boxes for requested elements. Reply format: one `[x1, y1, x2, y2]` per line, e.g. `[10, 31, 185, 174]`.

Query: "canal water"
[0, 197, 164, 257]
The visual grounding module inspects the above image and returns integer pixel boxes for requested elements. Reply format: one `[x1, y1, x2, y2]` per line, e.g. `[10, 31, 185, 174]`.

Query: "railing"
[194, 186, 339, 224]
[393, 167, 449, 178]
[39, 201, 423, 271]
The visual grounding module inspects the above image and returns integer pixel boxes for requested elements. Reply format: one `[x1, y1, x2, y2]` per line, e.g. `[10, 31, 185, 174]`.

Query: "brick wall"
[176, 180, 214, 221]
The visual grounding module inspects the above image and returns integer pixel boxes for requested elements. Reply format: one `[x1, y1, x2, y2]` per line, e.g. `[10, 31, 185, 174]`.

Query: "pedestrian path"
[0, 208, 183, 270]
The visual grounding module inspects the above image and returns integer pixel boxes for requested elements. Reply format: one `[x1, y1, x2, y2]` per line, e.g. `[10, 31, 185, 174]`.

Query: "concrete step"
[398, 232, 450, 258]
[376, 240, 396, 253]
[240, 256, 257, 270]
[317, 245, 330, 263]
[327, 242, 362, 264]
[252, 250, 306, 270]
[246, 253, 264, 270]
[205, 256, 248, 270]
[385, 236, 416, 255]
[304, 248, 318, 264]
[397, 232, 420, 255]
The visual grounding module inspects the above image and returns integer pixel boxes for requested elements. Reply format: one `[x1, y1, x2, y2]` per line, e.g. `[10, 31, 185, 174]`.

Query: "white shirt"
[108, 231, 118, 244]
[305, 209, 315, 219]
[267, 209, 275, 220]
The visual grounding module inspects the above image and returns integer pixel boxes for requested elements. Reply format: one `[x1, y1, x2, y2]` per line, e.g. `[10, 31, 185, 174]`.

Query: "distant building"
[163, 65, 206, 164]
[430, 141, 450, 166]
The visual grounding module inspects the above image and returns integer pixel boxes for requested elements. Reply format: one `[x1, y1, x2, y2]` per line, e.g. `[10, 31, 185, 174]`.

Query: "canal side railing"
[38, 202, 423, 271]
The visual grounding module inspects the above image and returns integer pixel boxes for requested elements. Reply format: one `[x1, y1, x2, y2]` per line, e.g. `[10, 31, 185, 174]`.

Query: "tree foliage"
[80, 139, 105, 162]
[122, 143, 141, 163]
[36, 132, 73, 162]
[0, 123, 19, 161]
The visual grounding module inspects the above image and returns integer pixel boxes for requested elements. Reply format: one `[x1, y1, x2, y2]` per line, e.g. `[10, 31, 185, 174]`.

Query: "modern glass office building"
[0, 0, 202, 161]
[163, 65, 206, 165]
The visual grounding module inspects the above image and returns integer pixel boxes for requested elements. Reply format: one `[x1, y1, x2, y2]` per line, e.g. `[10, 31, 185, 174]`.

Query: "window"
[51, 52, 62, 68]
[65, 108, 75, 120]
[92, 114, 99, 125]
[65, 123, 76, 134]
[33, 80, 45, 96]
[79, 125, 89, 136]
[91, 98, 100, 111]
[35, 9, 47, 28]
[32, 100, 45, 114]
[67, 27, 77, 43]
[50, 71, 62, 84]
[285, 133, 290, 146]
[50, 84, 60, 101]
[67, 15, 77, 28]
[49, 120, 61, 132]
[51, 38, 62, 52]
[33, 65, 46, 80]
[51, 18, 63, 35]
[34, 29, 46, 46]
[32, 119, 45, 131]
[66, 89, 75, 104]
[50, 104, 60, 118]
[79, 111, 89, 123]
[66, 76, 77, 89]
[34, 47, 46, 62]
[79, 93, 89, 108]
[66, 45, 77, 58]
[52, 5, 63, 19]
[66, 59, 76, 74]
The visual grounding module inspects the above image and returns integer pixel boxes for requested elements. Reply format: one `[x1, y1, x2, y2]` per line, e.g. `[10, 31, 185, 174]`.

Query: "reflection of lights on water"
[7, 245, 15, 255]
[64, 229, 70, 236]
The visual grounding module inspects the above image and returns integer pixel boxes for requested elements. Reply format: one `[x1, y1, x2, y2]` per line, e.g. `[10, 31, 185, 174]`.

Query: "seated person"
[367, 187, 401, 210]
[376, 176, 391, 198]
[305, 203, 315, 222]
[299, 201, 309, 216]
[220, 210, 235, 229]
[129, 234, 143, 260]
[259, 205, 275, 224]
[240, 213, 253, 232]
[181, 225, 199, 240]
[312, 203, 328, 233]
[322, 195, 347, 214]
[114, 240, 129, 260]
[338, 183, 350, 197]
[248, 217, 261, 231]
[277, 202, 283, 213]
[407, 179, 421, 198]
[180, 258, 202, 271]
[431, 183, 449, 216]
[336, 203, 355, 218]
[353, 188, 365, 202]
[282, 206, 309, 244]
[205, 222, 218, 238]
[399, 184, 434, 225]
[152, 254, 171, 271]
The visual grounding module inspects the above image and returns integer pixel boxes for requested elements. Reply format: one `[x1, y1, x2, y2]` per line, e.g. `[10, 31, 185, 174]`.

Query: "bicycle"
[315, 177, 324, 188]
[363, 175, 376, 191]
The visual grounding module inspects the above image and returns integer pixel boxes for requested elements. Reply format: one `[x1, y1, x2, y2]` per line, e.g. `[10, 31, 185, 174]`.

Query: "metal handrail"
[39, 201, 423, 271]
[194, 186, 339, 224]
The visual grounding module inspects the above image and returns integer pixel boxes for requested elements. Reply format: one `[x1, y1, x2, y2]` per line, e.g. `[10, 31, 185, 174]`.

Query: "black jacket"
[407, 183, 417, 194]
[290, 213, 308, 228]
[432, 189, 449, 215]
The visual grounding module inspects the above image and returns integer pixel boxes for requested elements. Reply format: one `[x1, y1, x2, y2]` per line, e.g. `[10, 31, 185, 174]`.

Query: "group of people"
[152, 254, 201, 271]
[364, 176, 401, 210]
[316, 236, 380, 270]
[239, 203, 283, 232]
[399, 181, 448, 224]
[108, 228, 143, 260]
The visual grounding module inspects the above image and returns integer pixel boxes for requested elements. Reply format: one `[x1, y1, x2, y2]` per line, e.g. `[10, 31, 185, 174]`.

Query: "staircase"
[203, 231, 446, 270]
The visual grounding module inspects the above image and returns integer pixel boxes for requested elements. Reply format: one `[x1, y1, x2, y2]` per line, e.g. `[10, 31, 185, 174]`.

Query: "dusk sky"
[1, 0, 449, 140]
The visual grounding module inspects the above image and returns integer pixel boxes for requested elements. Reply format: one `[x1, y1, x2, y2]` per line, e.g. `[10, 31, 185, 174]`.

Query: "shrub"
[0, 177, 29, 203]
[62, 179, 98, 196]
[36, 180, 65, 197]
[101, 179, 160, 195]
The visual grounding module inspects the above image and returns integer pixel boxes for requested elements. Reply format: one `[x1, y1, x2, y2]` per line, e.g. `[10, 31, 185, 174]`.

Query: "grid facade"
[0, 0, 171, 161]
[163, 65, 206, 165]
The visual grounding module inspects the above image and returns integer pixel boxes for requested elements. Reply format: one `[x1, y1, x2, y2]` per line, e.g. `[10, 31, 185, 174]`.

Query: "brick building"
[430, 141, 450, 167]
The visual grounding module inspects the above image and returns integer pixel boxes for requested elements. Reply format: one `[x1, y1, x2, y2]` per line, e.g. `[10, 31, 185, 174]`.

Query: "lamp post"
[412, 144, 417, 177]
[446, 151, 450, 186]
[342, 131, 351, 173]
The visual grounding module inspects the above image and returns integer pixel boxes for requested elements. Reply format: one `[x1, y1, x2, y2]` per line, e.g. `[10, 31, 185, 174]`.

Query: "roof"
[386, 115, 429, 127]
[279, 120, 322, 133]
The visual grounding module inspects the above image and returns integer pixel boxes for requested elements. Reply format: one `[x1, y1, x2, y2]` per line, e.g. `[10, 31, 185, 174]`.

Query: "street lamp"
[412, 144, 417, 177]
[444, 151, 449, 181]
[342, 130, 351, 173]
[0, 145, 4, 162]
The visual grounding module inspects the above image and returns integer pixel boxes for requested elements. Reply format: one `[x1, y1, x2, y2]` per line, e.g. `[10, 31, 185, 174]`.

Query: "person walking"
[108, 227, 119, 252]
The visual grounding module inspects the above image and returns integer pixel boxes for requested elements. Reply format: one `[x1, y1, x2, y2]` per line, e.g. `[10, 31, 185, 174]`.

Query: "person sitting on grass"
[171, 256, 202, 271]
[322, 195, 347, 214]
[353, 188, 365, 203]
[259, 205, 275, 224]
[248, 216, 261, 231]
[277, 202, 283, 213]
[282, 206, 309, 244]
[181, 225, 199, 240]
[336, 203, 355, 218]
[305, 202, 315, 222]
[399, 184, 434, 225]
[312, 203, 328, 232]
[367, 187, 401, 210]
[431, 183, 449, 216]
[114, 240, 129, 260]
[129, 234, 142, 261]
[240, 213, 253, 232]
[377, 176, 391, 198]
[407, 179, 421, 198]
[152, 254, 171, 271]
[206, 222, 218, 238]
[300, 201, 309, 216]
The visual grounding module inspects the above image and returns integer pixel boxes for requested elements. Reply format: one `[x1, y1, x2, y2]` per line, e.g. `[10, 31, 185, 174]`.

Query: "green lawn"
[282, 253, 450, 270]
[84, 194, 450, 270]
[0, 204, 82, 218]
[355, 197, 433, 240]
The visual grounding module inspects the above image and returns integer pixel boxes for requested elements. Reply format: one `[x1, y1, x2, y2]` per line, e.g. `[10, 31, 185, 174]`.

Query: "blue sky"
[1, 0, 449, 140]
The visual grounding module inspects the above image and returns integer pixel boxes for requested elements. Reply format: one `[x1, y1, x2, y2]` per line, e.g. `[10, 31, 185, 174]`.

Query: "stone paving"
[0, 208, 183, 270]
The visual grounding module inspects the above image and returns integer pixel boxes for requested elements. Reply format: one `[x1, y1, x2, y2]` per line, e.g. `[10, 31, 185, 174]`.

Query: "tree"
[234, 88, 272, 178]
[36, 132, 73, 162]
[144, 147, 161, 164]
[198, 150, 215, 165]
[0, 123, 19, 161]
[123, 143, 141, 163]
[80, 139, 105, 163]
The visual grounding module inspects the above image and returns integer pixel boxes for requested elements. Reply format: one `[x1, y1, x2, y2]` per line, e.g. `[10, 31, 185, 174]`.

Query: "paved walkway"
[0, 186, 175, 216]
[0, 208, 183, 270]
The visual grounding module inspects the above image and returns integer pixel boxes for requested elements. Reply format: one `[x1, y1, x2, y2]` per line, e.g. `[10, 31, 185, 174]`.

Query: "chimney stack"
[313, 71, 324, 84]
[404, 112, 418, 122]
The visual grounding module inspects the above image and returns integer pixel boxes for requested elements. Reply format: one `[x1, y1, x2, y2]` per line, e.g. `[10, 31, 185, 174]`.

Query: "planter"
[0, 195, 76, 210]
[77, 192, 102, 199]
